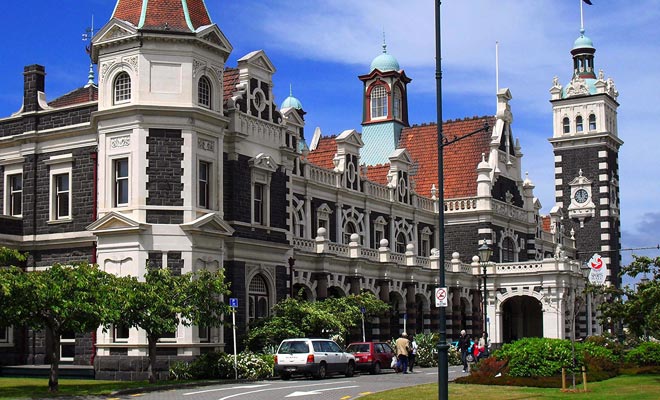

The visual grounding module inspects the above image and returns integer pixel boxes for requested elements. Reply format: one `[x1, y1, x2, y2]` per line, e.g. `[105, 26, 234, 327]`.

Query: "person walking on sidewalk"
[408, 337, 418, 373]
[395, 332, 411, 374]
[457, 330, 471, 373]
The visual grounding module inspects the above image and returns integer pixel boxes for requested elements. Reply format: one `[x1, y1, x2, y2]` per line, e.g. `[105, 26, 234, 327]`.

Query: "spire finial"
[289, 84, 293, 97]
[85, 63, 95, 88]
[382, 30, 387, 53]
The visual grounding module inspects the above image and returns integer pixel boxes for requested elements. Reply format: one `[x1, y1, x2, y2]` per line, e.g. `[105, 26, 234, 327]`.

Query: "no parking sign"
[435, 287, 448, 307]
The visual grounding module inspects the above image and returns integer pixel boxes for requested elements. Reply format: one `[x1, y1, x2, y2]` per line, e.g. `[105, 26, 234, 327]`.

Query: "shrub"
[414, 333, 440, 367]
[169, 351, 273, 380]
[470, 356, 509, 379]
[494, 337, 617, 378]
[625, 341, 660, 366]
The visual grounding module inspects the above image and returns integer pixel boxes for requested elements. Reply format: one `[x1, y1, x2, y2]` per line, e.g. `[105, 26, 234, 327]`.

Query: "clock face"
[574, 188, 589, 204]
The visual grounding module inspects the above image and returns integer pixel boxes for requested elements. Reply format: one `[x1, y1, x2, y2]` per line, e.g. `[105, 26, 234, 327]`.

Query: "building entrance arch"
[501, 295, 543, 343]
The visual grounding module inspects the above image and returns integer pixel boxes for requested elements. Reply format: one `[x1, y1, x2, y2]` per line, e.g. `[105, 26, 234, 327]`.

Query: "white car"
[274, 338, 356, 380]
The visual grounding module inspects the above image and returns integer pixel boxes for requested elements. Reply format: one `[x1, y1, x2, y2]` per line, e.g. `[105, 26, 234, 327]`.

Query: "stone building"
[0, 0, 620, 379]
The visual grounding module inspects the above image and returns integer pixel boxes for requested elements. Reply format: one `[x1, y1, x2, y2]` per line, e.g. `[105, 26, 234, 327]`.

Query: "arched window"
[248, 274, 269, 322]
[393, 87, 402, 120]
[198, 76, 211, 108]
[576, 116, 584, 132]
[588, 114, 596, 131]
[113, 72, 131, 104]
[370, 85, 387, 119]
[343, 221, 357, 244]
[395, 232, 406, 254]
[502, 237, 516, 262]
[562, 117, 570, 134]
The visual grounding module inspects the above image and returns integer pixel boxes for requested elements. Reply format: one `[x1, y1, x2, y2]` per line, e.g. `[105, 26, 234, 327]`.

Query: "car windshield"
[278, 341, 309, 354]
[347, 343, 370, 353]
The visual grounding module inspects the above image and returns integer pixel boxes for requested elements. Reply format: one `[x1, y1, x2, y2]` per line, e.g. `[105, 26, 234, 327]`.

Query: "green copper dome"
[370, 43, 400, 72]
[281, 95, 303, 110]
[573, 29, 594, 50]
[280, 85, 303, 110]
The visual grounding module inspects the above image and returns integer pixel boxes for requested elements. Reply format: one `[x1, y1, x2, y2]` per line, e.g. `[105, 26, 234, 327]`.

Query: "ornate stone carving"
[110, 135, 130, 149]
[197, 138, 214, 152]
[193, 59, 204, 79]
[100, 60, 117, 84]
[564, 77, 590, 98]
[124, 56, 138, 75]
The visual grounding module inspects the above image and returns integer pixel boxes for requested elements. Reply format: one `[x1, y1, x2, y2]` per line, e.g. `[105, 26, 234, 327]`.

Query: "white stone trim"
[601, 233, 610, 240]
[598, 150, 607, 157]
[598, 162, 607, 170]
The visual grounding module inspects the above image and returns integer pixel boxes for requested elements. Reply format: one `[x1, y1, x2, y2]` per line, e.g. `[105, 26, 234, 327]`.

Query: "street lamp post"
[434, 2, 449, 400]
[478, 240, 493, 336]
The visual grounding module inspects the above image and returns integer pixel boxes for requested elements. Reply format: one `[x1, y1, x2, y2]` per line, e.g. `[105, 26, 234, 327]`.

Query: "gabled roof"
[48, 85, 98, 108]
[399, 116, 495, 198]
[112, 0, 212, 33]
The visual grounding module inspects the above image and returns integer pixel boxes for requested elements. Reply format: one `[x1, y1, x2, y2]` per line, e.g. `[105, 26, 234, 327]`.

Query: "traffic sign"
[435, 287, 448, 307]
[588, 254, 607, 285]
[229, 298, 238, 308]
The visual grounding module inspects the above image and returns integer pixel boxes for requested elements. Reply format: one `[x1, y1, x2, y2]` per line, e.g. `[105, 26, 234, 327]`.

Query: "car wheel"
[370, 361, 381, 375]
[345, 361, 355, 377]
[314, 362, 327, 379]
[280, 372, 291, 380]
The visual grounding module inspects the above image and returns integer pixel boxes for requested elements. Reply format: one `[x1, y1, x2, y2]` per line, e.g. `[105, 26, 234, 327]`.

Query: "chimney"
[23, 65, 46, 112]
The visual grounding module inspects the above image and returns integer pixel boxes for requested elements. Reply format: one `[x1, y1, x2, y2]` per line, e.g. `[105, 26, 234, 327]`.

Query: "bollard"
[561, 367, 567, 390]
[582, 366, 587, 392]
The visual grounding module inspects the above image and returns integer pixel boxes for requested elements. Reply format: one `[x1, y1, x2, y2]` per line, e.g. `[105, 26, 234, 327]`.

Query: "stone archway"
[292, 283, 313, 301]
[389, 292, 405, 337]
[501, 295, 543, 343]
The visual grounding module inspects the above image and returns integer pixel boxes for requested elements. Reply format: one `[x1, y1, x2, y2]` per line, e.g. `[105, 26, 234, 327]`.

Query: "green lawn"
[0, 377, 164, 399]
[359, 374, 660, 400]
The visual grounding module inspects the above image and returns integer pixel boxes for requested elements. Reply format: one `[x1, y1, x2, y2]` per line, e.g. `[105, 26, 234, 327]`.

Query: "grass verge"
[0, 377, 174, 399]
[359, 374, 660, 400]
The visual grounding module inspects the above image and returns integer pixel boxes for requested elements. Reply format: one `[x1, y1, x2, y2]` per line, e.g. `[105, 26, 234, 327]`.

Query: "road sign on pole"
[229, 298, 238, 308]
[435, 287, 448, 307]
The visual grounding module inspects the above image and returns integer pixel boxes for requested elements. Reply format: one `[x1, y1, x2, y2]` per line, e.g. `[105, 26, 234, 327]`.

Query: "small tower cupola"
[358, 40, 411, 166]
[571, 29, 597, 80]
[280, 85, 304, 110]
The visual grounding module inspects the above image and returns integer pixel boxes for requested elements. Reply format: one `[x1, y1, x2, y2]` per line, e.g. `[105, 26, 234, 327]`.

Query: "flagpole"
[580, 0, 584, 31]
[495, 41, 499, 94]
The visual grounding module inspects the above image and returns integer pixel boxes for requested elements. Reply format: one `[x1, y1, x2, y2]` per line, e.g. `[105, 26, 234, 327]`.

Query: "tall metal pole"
[483, 265, 488, 336]
[434, 1, 449, 399]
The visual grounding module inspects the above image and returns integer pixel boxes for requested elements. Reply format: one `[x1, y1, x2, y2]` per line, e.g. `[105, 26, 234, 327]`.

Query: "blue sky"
[1, 1, 658, 274]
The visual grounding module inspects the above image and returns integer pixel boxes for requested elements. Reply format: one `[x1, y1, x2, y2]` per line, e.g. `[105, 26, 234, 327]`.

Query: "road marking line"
[130, 395, 144, 398]
[359, 392, 374, 395]
[285, 386, 359, 397]
[184, 384, 270, 395]
[341, 396, 352, 399]
[217, 381, 357, 400]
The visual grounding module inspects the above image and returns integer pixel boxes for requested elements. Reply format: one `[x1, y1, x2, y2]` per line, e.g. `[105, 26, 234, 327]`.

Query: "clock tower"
[549, 28, 622, 286]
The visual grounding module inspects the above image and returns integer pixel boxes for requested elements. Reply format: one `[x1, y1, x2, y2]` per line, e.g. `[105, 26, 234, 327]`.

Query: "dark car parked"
[346, 341, 395, 374]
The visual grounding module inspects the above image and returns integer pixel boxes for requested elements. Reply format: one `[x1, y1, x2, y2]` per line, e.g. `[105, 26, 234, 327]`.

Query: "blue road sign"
[360, 307, 366, 314]
[229, 298, 238, 308]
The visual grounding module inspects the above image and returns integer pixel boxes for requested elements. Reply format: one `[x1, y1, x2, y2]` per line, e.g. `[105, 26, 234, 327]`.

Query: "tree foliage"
[0, 263, 118, 392]
[599, 255, 660, 340]
[0, 246, 27, 267]
[245, 291, 389, 351]
[112, 268, 231, 383]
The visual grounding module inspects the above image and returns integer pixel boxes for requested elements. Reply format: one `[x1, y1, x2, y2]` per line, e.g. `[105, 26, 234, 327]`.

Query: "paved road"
[99, 365, 465, 400]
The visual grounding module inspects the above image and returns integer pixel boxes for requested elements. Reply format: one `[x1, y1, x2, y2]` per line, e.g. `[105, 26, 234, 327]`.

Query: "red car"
[346, 341, 395, 374]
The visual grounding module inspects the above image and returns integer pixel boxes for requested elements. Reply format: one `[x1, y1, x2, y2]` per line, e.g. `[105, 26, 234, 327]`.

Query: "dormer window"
[198, 76, 211, 108]
[562, 117, 570, 134]
[589, 114, 597, 131]
[113, 72, 131, 104]
[576, 115, 584, 132]
[370, 85, 387, 119]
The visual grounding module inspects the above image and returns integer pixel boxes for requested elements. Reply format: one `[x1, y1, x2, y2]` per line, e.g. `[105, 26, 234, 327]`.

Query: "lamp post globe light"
[478, 240, 493, 336]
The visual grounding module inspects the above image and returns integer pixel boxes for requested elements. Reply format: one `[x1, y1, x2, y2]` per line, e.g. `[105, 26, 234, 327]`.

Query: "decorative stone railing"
[444, 198, 477, 212]
[364, 181, 390, 202]
[293, 229, 583, 277]
[416, 196, 436, 212]
[492, 199, 528, 223]
[307, 164, 337, 187]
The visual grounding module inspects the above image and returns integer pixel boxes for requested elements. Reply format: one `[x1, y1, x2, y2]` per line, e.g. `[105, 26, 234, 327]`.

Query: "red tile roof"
[305, 116, 496, 199]
[306, 136, 338, 170]
[48, 86, 98, 108]
[223, 67, 240, 103]
[366, 164, 390, 186]
[399, 116, 495, 198]
[113, 0, 212, 32]
[542, 216, 552, 233]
